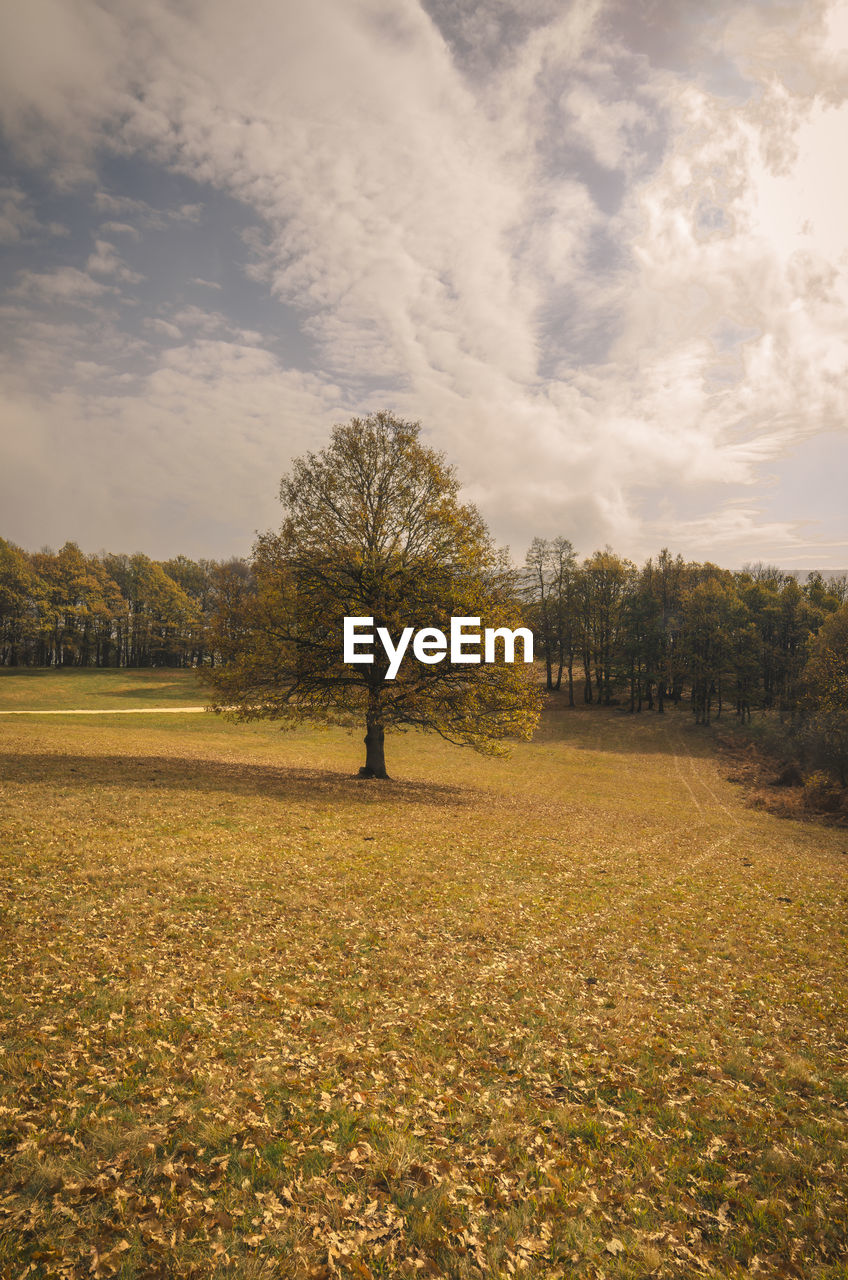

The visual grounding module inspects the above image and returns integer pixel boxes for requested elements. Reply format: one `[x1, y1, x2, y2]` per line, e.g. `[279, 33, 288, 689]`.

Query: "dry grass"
[714, 723, 848, 827]
[1, 673, 847, 1279]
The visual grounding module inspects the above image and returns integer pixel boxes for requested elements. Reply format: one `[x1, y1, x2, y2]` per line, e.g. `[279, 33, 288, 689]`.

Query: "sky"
[1, 0, 847, 570]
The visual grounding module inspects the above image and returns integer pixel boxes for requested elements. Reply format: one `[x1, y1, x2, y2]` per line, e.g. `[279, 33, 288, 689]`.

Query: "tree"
[621, 565, 662, 713]
[29, 542, 122, 667]
[205, 412, 542, 777]
[208, 558, 253, 669]
[645, 548, 688, 712]
[802, 603, 848, 786]
[579, 549, 635, 706]
[524, 538, 557, 691]
[681, 573, 739, 725]
[162, 555, 217, 665]
[523, 536, 577, 696]
[101, 554, 197, 667]
[0, 538, 37, 666]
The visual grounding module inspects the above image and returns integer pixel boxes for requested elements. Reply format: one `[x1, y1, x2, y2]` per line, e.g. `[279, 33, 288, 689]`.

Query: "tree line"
[2, 535, 845, 774]
[0, 538, 249, 670]
[523, 539, 848, 786]
[2, 411, 847, 785]
[524, 539, 846, 717]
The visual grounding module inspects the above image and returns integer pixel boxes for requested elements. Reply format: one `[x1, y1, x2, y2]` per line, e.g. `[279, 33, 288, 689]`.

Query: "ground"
[0, 669, 846, 1279]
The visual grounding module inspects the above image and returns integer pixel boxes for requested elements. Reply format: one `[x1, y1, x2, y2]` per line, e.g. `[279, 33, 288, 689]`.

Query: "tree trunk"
[359, 696, 389, 779]
[360, 723, 388, 778]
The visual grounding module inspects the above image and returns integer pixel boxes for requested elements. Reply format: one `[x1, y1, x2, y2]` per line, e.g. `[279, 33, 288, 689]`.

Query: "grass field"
[1, 670, 847, 1279]
[0, 668, 206, 710]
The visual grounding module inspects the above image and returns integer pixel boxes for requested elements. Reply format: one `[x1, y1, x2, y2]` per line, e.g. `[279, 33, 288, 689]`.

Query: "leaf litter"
[0, 702, 847, 1278]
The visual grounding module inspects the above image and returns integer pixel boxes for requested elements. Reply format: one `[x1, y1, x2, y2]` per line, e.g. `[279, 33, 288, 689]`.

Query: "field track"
[0, 707, 208, 715]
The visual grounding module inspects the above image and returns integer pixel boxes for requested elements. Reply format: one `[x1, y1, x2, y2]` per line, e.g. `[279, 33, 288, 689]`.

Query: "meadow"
[1, 669, 846, 1279]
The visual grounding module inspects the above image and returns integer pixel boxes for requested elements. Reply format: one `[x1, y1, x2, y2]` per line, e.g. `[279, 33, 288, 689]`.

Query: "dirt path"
[0, 707, 208, 715]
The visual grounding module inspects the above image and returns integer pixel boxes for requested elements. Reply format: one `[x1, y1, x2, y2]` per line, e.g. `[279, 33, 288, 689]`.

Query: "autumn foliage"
[204, 413, 542, 777]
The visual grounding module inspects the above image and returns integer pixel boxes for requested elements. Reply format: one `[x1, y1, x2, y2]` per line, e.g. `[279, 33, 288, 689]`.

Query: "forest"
[1, 533, 847, 785]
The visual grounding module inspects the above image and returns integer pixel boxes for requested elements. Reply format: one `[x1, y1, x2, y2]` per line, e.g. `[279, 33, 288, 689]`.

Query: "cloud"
[561, 82, 647, 171]
[86, 238, 144, 283]
[641, 501, 815, 563]
[170, 305, 227, 334]
[0, 183, 37, 243]
[0, 0, 846, 565]
[93, 192, 154, 217]
[0, 333, 345, 557]
[0, 183, 70, 243]
[145, 318, 182, 340]
[99, 220, 140, 238]
[91, 192, 204, 230]
[12, 266, 114, 303]
[141, 306, 263, 346]
[0, 0, 124, 184]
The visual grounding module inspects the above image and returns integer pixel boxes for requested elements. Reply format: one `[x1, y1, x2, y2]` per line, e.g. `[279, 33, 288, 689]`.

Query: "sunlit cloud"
[0, 0, 846, 566]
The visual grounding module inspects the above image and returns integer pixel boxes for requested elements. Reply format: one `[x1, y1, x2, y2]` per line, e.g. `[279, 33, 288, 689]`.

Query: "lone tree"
[206, 411, 541, 777]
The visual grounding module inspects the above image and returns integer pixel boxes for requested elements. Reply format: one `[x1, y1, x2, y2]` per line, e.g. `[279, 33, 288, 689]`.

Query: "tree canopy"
[205, 412, 542, 777]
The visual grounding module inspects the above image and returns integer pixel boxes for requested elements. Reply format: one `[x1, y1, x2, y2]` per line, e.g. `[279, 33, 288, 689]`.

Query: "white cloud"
[170, 306, 227, 333]
[12, 266, 114, 303]
[145, 318, 182, 340]
[86, 238, 144, 283]
[0, 0, 124, 184]
[93, 192, 152, 216]
[99, 220, 140, 238]
[0, 0, 846, 564]
[91, 192, 203, 230]
[561, 81, 646, 171]
[0, 335, 345, 557]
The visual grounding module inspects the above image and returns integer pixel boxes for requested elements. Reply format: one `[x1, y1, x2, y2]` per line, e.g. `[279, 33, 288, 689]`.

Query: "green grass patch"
[0, 666, 205, 709]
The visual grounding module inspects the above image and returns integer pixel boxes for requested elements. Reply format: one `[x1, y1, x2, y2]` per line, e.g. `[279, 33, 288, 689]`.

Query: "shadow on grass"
[536, 693, 721, 759]
[0, 668, 57, 678]
[0, 752, 483, 808]
[96, 681, 202, 701]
